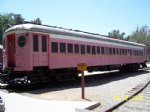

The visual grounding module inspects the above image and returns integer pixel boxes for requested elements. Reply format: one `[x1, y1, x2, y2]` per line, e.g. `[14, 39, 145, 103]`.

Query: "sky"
[0, 0, 150, 36]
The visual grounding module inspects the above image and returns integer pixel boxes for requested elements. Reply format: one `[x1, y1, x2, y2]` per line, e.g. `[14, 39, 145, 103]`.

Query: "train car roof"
[4, 23, 146, 48]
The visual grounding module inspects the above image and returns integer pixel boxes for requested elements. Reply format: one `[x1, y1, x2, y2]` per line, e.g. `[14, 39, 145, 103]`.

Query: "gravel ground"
[113, 80, 150, 112]
[6, 64, 150, 112]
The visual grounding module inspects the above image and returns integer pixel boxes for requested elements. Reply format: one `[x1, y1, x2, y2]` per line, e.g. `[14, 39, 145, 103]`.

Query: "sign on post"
[77, 63, 87, 99]
[77, 63, 87, 71]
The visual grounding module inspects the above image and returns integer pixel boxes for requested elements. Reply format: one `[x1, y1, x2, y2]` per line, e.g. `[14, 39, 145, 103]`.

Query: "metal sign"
[77, 63, 87, 71]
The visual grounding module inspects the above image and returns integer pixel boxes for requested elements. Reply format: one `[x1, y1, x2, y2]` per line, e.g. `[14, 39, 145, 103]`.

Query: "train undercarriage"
[0, 63, 148, 86]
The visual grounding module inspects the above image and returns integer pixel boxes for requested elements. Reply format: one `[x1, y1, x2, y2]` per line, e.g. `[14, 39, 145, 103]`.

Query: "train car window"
[142, 51, 144, 56]
[104, 47, 106, 54]
[125, 49, 127, 55]
[121, 49, 122, 55]
[122, 49, 124, 55]
[118, 49, 120, 55]
[101, 47, 104, 54]
[120, 49, 122, 55]
[67, 43, 73, 53]
[116, 48, 119, 55]
[92, 46, 96, 55]
[81, 45, 85, 54]
[113, 48, 115, 55]
[33, 35, 38, 52]
[18, 35, 26, 47]
[135, 50, 137, 56]
[60, 43, 66, 53]
[140, 51, 141, 56]
[51, 42, 58, 53]
[74, 44, 79, 53]
[139, 51, 141, 56]
[42, 36, 47, 52]
[109, 48, 112, 55]
[97, 46, 100, 54]
[87, 45, 91, 54]
[128, 49, 130, 53]
[105, 47, 109, 55]
[132, 50, 134, 56]
[129, 49, 130, 55]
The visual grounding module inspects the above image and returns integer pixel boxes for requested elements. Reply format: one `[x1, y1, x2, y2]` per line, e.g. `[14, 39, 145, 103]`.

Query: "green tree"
[0, 13, 16, 44]
[0, 13, 42, 44]
[31, 17, 42, 25]
[108, 30, 126, 40]
[13, 14, 24, 25]
[128, 25, 150, 58]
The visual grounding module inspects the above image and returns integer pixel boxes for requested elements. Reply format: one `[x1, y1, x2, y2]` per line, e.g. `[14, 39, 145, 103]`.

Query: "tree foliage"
[31, 17, 42, 25]
[108, 30, 126, 40]
[0, 13, 16, 43]
[128, 25, 150, 58]
[0, 13, 15, 32]
[13, 14, 24, 25]
[0, 13, 42, 44]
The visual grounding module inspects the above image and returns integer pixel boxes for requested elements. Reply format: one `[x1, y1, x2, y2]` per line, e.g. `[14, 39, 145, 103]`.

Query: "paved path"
[0, 91, 99, 112]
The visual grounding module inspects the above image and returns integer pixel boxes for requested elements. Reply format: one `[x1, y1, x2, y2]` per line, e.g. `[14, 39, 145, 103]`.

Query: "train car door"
[39, 35, 49, 66]
[33, 34, 49, 67]
[7, 33, 15, 67]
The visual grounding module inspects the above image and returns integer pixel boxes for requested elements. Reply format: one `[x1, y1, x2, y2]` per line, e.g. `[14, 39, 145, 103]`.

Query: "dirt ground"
[18, 68, 150, 111]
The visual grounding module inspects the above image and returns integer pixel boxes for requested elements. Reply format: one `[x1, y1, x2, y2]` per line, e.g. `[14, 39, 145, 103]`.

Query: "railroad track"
[105, 79, 150, 112]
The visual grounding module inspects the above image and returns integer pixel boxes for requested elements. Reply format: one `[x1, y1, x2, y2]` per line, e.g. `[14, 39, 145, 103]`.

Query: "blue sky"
[1, 0, 150, 36]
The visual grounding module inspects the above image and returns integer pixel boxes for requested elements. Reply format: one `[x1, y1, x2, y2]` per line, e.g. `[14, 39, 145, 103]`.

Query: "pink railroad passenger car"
[1, 24, 148, 84]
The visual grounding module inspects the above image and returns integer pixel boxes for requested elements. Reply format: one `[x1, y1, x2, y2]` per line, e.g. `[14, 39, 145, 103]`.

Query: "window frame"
[33, 35, 39, 52]
[42, 35, 47, 52]
[87, 45, 91, 54]
[92, 46, 96, 55]
[51, 42, 58, 53]
[67, 43, 73, 53]
[81, 45, 85, 54]
[101, 47, 104, 54]
[60, 42, 66, 53]
[74, 44, 80, 53]
[97, 46, 100, 54]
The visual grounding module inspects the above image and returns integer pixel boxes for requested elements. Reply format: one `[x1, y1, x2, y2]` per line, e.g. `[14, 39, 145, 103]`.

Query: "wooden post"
[77, 63, 87, 99]
[81, 71, 85, 99]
